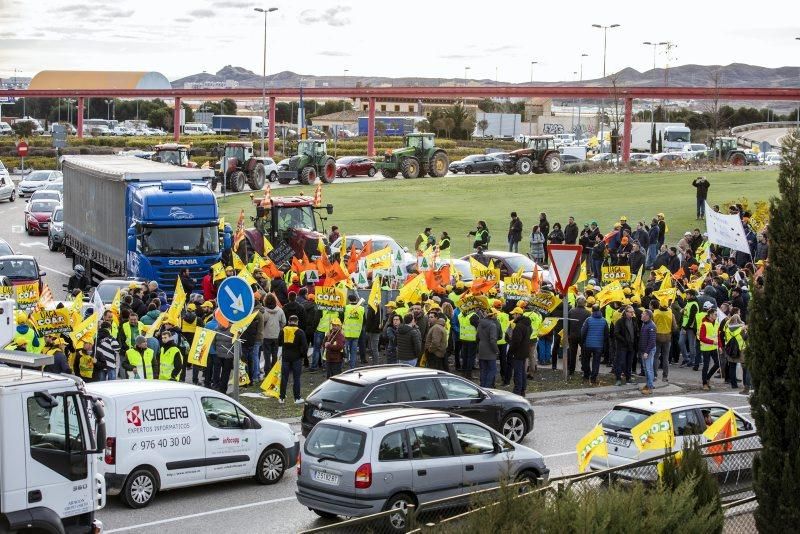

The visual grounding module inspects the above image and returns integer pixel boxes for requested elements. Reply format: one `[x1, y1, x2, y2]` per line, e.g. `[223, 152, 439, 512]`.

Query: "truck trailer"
[620, 122, 689, 152]
[211, 115, 264, 134]
[61, 156, 231, 293]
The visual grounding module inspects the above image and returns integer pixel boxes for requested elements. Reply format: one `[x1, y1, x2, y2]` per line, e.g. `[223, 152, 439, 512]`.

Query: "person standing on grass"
[278, 315, 307, 405]
[469, 221, 490, 250]
[692, 176, 710, 219]
[508, 212, 523, 253]
[539, 213, 550, 262]
[699, 306, 721, 390]
[530, 225, 545, 263]
[564, 216, 579, 245]
[639, 309, 657, 395]
[424, 311, 448, 370]
[323, 317, 346, 378]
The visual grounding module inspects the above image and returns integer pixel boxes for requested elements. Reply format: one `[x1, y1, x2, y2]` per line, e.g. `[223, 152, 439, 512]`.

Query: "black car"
[301, 365, 535, 443]
[448, 154, 502, 174]
[744, 152, 759, 165]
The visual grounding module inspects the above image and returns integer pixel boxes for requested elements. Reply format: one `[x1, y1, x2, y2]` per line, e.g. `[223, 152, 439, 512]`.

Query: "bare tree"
[703, 69, 726, 161]
[608, 73, 625, 164]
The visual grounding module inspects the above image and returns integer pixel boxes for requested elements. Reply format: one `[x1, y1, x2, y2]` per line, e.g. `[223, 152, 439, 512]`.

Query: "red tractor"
[212, 141, 271, 192]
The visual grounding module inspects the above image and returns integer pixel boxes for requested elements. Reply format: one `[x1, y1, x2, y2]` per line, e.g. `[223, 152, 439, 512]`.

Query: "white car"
[17, 170, 62, 197]
[0, 122, 12, 135]
[330, 234, 415, 265]
[259, 157, 280, 182]
[0, 160, 14, 202]
[764, 154, 782, 166]
[589, 396, 755, 471]
[628, 153, 656, 164]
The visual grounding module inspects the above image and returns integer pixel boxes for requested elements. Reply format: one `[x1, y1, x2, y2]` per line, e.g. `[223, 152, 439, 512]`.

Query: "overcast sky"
[1, 0, 798, 83]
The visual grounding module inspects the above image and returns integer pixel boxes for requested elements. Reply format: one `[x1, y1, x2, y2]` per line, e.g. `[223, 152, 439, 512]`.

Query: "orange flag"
[323, 261, 347, 286]
[425, 264, 450, 292]
[260, 184, 272, 207]
[470, 278, 497, 295]
[672, 267, 686, 280]
[347, 243, 359, 275]
[261, 261, 282, 280]
[531, 264, 541, 294]
[291, 256, 304, 274]
[359, 240, 374, 259]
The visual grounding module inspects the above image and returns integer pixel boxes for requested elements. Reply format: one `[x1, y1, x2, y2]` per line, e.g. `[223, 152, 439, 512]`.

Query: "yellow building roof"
[28, 71, 171, 90]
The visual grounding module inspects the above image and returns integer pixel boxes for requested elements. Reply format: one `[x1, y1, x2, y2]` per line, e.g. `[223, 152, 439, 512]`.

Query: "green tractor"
[276, 139, 336, 185]
[375, 133, 449, 179]
[711, 137, 747, 165]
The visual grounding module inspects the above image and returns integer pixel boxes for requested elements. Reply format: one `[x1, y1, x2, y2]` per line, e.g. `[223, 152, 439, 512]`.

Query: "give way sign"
[547, 244, 583, 295]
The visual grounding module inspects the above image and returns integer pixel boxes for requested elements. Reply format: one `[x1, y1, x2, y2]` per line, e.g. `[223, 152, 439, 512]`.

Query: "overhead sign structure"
[217, 276, 255, 323]
[547, 244, 583, 295]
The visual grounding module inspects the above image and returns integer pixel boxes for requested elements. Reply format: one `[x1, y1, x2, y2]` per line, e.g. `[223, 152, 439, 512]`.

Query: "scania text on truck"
[61, 156, 232, 294]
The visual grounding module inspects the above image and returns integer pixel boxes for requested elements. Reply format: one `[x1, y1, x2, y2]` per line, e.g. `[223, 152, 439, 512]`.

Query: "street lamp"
[643, 41, 668, 135]
[464, 66, 470, 87]
[255, 6, 278, 157]
[577, 53, 588, 140]
[592, 23, 620, 151]
[530, 61, 538, 84]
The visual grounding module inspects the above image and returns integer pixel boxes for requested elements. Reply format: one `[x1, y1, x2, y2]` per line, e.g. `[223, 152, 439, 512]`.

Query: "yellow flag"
[397, 273, 428, 304]
[110, 288, 121, 315]
[702, 409, 738, 442]
[631, 410, 675, 451]
[263, 236, 274, 255]
[368, 276, 381, 312]
[260, 360, 282, 398]
[578, 260, 588, 283]
[631, 265, 645, 298]
[653, 265, 670, 281]
[364, 246, 393, 271]
[186, 327, 217, 367]
[232, 251, 245, 271]
[576, 425, 608, 472]
[317, 238, 326, 257]
[166, 278, 186, 325]
[652, 287, 677, 305]
[238, 268, 258, 287]
[339, 234, 347, 260]
[218, 217, 225, 231]
[70, 292, 84, 316]
[231, 311, 259, 342]
[69, 312, 98, 348]
[538, 317, 559, 336]
[596, 281, 625, 307]
[250, 252, 267, 272]
[142, 313, 166, 338]
[659, 271, 672, 291]
[212, 262, 226, 282]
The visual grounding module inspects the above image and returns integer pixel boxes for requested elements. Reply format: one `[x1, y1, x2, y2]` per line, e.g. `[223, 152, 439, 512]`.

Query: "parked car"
[448, 154, 503, 174]
[0, 255, 44, 289]
[24, 199, 59, 235]
[301, 365, 535, 443]
[17, 170, 61, 197]
[652, 152, 685, 165]
[590, 152, 614, 163]
[560, 154, 584, 166]
[0, 161, 15, 202]
[48, 204, 64, 251]
[764, 154, 782, 166]
[296, 407, 549, 527]
[0, 122, 12, 135]
[335, 156, 377, 178]
[0, 238, 14, 256]
[460, 251, 545, 281]
[744, 150, 760, 165]
[330, 234, 415, 265]
[628, 153, 656, 164]
[41, 180, 64, 195]
[488, 152, 516, 174]
[89, 277, 148, 314]
[589, 396, 755, 472]
[29, 189, 62, 204]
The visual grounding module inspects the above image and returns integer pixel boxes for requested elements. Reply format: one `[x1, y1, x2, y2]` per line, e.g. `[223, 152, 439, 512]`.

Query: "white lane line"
[104, 495, 296, 533]
[11, 225, 23, 233]
[543, 451, 575, 459]
[39, 264, 71, 277]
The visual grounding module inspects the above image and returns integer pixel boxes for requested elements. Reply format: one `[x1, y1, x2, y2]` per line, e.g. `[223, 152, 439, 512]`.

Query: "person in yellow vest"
[158, 330, 184, 381]
[493, 300, 511, 386]
[723, 314, 749, 393]
[458, 308, 478, 379]
[394, 299, 408, 320]
[522, 305, 543, 377]
[102, 310, 119, 339]
[73, 341, 96, 381]
[119, 312, 142, 354]
[278, 315, 308, 404]
[343, 294, 365, 369]
[697, 304, 720, 390]
[126, 336, 157, 380]
[312, 308, 337, 371]
[43, 335, 71, 374]
[415, 227, 433, 253]
[6, 310, 42, 353]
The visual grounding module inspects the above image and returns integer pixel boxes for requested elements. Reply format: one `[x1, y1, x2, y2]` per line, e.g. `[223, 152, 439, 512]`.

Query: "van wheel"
[383, 492, 415, 531]
[122, 468, 158, 508]
[310, 508, 337, 519]
[9, 190, 15, 202]
[256, 447, 286, 485]
[515, 469, 541, 494]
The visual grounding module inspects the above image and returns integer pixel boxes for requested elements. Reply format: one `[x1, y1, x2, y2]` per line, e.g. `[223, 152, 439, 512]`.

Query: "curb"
[526, 381, 679, 401]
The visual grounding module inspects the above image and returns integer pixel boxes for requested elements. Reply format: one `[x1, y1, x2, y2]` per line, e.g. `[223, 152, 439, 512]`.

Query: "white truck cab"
[86, 381, 298, 508]
[0, 350, 107, 534]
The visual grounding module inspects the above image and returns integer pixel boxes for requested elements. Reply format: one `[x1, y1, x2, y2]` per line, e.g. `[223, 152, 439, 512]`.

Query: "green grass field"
[219, 168, 779, 258]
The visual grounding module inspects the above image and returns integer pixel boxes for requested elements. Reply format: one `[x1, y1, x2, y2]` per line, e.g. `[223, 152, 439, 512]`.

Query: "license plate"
[313, 470, 340, 485]
[607, 435, 632, 447]
[41, 223, 48, 228]
[313, 409, 333, 420]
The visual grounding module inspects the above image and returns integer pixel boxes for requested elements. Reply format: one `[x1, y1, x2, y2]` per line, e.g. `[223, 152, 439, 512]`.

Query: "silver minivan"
[296, 407, 549, 530]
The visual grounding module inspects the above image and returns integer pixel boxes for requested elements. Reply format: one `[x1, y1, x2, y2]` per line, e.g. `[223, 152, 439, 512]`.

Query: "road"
[741, 127, 792, 149]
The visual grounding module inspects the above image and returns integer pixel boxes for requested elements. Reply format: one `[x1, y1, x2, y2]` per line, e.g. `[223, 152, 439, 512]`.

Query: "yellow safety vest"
[459, 312, 476, 342]
[78, 352, 95, 378]
[343, 304, 365, 339]
[496, 311, 510, 345]
[126, 348, 155, 379]
[682, 301, 699, 328]
[439, 238, 451, 259]
[604, 306, 615, 326]
[316, 310, 338, 333]
[724, 326, 746, 351]
[694, 312, 707, 338]
[698, 319, 718, 351]
[394, 306, 409, 319]
[121, 322, 140, 348]
[417, 233, 427, 251]
[283, 325, 299, 344]
[182, 316, 197, 334]
[524, 311, 543, 340]
[158, 346, 182, 381]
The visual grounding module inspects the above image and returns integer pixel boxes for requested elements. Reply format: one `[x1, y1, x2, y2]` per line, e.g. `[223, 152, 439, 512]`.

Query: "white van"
[0, 122, 12, 135]
[184, 123, 213, 135]
[86, 380, 298, 508]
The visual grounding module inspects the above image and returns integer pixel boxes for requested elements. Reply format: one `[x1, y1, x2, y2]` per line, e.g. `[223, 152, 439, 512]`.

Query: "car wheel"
[255, 447, 286, 485]
[340, 168, 348, 178]
[450, 170, 458, 174]
[465, 166, 473, 174]
[501, 412, 527, 443]
[515, 469, 542, 494]
[383, 493, 415, 532]
[269, 171, 277, 183]
[48, 235, 57, 251]
[9, 190, 15, 202]
[368, 167, 376, 177]
[310, 508, 337, 519]
[122, 468, 158, 509]
[492, 165, 500, 173]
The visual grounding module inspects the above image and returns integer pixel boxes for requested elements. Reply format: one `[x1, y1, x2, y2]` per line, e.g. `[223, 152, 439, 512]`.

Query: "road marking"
[11, 225, 23, 233]
[543, 451, 575, 459]
[19, 241, 47, 249]
[39, 264, 71, 277]
[104, 495, 297, 532]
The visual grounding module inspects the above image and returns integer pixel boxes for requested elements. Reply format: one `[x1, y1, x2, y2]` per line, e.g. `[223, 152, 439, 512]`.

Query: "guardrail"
[731, 121, 799, 134]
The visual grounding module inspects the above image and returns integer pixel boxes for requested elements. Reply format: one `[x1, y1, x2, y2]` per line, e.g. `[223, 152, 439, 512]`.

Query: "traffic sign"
[217, 276, 255, 323]
[16, 140, 28, 157]
[759, 141, 771, 155]
[547, 244, 583, 295]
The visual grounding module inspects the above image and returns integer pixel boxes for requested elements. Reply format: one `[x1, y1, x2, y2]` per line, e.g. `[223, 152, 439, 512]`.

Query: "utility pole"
[255, 6, 278, 157]
[592, 23, 620, 152]
[342, 68, 349, 111]
[643, 41, 668, 136]
[577, 53, 588, 140]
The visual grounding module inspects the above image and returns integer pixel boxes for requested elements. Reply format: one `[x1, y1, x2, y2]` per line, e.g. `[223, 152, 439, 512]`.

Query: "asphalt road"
[742, 127, 792, 149]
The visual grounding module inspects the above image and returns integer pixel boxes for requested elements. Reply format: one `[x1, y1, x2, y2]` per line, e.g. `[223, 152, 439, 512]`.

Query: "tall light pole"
[342, 69, 348, 111]
[464, 66, 470, 87]
[643, 41, 668, 136]
[255, 6, 278, 156]
[530, 61, 538, 84]
[796, 37, 800, 126]
[577, 53, 588, 140]
[592, 23, 620, 151]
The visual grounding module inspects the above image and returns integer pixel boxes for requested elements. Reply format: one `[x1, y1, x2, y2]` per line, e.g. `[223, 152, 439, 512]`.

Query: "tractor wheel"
[400, 158, 420, 179]
[320, 158, 336, 183]
[428, 151, 448, 177]
[228, 170, 246, 192]
[300, 166, 318, 185]
[248, 163, 266, 190]
[543, 153, 563, 173]
[516, 157, 533, 175]
[729, 153, 746, 166]
[381, 169, 398, 179]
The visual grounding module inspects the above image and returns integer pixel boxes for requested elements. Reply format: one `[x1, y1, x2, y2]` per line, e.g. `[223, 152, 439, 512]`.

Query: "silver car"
[17, 170, 61, 197]
[296, 407, 549, 529]
[48, 205, 64, 251]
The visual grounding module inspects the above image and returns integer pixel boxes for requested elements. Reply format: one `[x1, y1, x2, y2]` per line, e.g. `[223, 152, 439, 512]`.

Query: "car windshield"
[600, 406, 652, 432]
[305, 425, 365, 464]
[30, 202, 56, 213]
[665, 130, 690, 142]
[52, 209, 63, 222]
[0, 259, 38, 279]
[26, 171, 51, 182]
[139, 225, 219, 256]
[307, 378, 362, 405]
[32, 192, 60, 202]
[44, 182, 64, 192]
[96, 282, 131, 304]
[503, 255, 537, 272]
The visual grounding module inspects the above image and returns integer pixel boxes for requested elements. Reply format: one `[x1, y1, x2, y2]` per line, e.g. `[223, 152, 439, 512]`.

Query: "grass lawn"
[219, 168, 779, 259]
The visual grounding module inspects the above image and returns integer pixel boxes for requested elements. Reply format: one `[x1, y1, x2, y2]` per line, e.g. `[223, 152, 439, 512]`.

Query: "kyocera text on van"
[85, 380, 298, 508]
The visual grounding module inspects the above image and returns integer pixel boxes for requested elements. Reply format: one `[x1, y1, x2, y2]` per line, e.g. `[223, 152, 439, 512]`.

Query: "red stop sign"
[16, 140, 28, 157]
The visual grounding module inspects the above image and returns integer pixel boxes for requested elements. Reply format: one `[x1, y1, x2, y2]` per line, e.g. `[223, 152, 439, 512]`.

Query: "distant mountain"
[171, 63, 799, 90]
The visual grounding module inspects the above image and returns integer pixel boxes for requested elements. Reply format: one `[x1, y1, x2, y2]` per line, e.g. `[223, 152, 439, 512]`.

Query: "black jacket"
[629, 250, 645, 275]
[278, 326, 308, 363]
[508, 316, 532, 361]
[613, 317, 638, 351]
[564, 222, 579, 245]
[396, 324, 421, 360]
[282, 301, 306, 330]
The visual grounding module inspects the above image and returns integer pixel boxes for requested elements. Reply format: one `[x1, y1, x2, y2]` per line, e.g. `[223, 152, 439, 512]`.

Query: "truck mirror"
[34, 391, 59, 409]
[325, 204, 334, 215]
[127, 227, 136, 252]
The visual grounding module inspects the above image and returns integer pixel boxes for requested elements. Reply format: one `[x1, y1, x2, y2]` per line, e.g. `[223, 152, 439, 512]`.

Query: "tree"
[657, 131, 663, 153]
[750, 129, 800, 533]
[445, 103, 476, 140]
[147, 108, 172, 130]
[182, 103, 194, 123]
[415, 119, 430, 133]
[221, 98, 237, 115]
[375, 121, 387, 137]
[477, 119, 489, 137]
[650, 123, 657, 154]
[12, 121, 35, 138]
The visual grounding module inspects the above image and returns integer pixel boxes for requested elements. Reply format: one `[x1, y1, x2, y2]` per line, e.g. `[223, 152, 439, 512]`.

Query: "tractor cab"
[152, 143, 195, 167]
[526, 136, 557, 151]
[225, 142, 254, 163]
[297, 139, 327, 157]
[252, 195, 333, 259]
[714, 137, 738, 152]
[405, 133, 434, 152]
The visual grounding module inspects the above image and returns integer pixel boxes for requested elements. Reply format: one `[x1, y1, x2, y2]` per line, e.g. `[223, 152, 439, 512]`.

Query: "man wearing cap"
[698, 305, 720, 390]
[278, 315, 307, 404]
[125, 336, 156, 379]
[324, 317, 346, 377]
[619, 216, 631, 235]
[343, 294, 365, 369]
[508, 212, 523, 253]
[508, 308, 532, 396]
[43, 335, 71, 374]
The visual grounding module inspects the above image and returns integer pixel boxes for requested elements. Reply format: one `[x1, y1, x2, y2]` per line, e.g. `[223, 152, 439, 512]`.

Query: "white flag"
[704, 202, 751, 254]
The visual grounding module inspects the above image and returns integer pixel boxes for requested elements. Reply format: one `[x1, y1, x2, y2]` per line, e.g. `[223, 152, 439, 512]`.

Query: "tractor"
[236, 195, 334, 266]
[710, 137, 747, 165]
[212, 141, 270, 192]
[276, 139, 336, 185]
[375, 133, 449, 179]
[151, 143, 197, 168]
[505, 135, 562, 174]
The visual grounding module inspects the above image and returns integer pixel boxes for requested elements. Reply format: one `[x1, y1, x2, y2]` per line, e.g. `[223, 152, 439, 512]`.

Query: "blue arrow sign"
[217, 276, 255, 323]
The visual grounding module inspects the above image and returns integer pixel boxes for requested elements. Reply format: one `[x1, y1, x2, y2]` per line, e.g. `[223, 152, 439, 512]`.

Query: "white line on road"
[543, 451, 575, 459]
[104, 495, 297, 533]
[39, 264, 71, 277]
